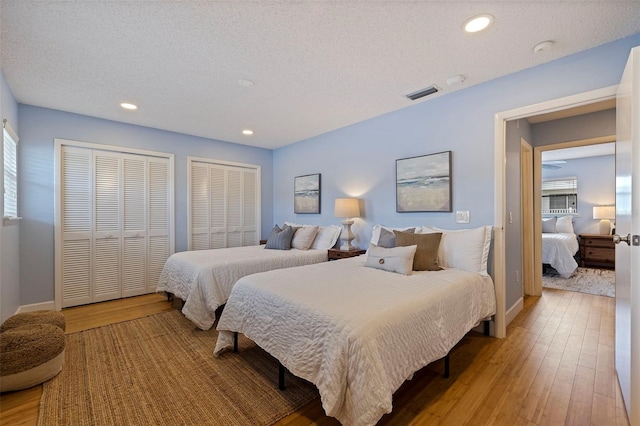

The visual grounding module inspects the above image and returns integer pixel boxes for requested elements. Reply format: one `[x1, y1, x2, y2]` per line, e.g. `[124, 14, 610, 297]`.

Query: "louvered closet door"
[226, 168, 243, 247]
[122, 154, 147, 297]
[189, 161, 258, 250]
[61, 146, 93, 308]
[93, 150, 122, 303]
[210, 166, 227, 248]
[147, 157, 170, 292]
[191, 162, 210, 250]
[242, 169, 258, 245]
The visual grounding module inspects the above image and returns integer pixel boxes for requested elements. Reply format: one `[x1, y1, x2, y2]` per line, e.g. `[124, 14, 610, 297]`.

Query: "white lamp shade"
[334, 198, 360, 218]
[593, 205, 615, 220]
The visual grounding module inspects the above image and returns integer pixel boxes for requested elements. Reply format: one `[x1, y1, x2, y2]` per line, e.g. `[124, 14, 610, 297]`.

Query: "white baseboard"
[506, 297, 524, 326]
[16, 301, 57, 314]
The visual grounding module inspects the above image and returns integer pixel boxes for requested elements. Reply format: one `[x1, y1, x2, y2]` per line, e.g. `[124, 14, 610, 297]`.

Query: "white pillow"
[421, 225, 492, 275]
[311, 225, 342, 250]
[370, 224, 417, 246]
[555, 216, 574, 234]
[365, 244, 417, 275]
[291, 226, 319, 250]
[284, 222, 342, 250]
[542, 217, 557, 233]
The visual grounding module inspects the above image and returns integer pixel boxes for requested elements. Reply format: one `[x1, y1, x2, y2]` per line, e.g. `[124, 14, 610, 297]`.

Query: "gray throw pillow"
[265, 225, 294, 250]
[378, 227, 415, 248]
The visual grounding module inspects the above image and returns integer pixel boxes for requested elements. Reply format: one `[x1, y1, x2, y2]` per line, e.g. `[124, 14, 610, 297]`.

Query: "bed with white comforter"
[541, 232, 579, 278]
[157, 245, 327, 329]
[214, 256, 496, 425]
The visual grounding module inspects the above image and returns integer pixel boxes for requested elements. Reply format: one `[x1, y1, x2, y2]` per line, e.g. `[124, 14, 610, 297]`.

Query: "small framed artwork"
[396, 151, 452, 212]
[294, 173, 321, 214]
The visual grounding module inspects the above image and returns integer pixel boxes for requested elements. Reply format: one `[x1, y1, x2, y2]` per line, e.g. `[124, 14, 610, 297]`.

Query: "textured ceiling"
[2, 1, 640, 149]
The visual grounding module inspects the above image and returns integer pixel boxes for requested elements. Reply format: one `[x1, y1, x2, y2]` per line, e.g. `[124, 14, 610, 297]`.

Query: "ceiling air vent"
[406, 85, 439, 101]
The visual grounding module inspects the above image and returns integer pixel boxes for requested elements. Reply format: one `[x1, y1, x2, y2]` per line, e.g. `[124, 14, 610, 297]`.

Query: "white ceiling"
[2, 2, 640, 150]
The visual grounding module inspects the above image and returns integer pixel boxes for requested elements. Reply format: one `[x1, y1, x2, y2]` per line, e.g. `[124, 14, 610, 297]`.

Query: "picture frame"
[294, 173, 321, 214]
[396, 151, 452, 212]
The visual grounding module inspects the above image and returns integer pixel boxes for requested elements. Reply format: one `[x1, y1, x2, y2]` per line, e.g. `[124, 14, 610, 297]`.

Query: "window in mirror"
[542, 177, 577, 215]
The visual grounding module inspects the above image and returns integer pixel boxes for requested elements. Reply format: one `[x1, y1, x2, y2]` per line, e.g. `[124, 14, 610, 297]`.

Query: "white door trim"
[493, 85, 618, 338]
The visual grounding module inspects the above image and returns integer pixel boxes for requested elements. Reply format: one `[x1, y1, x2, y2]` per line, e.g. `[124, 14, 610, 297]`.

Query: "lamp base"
[340, 219, 356, 251]
[599, 219, 611, 235]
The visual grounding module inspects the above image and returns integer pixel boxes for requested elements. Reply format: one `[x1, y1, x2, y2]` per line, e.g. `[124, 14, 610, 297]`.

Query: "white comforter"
[541, 233, 579, 278]
[214, 257, 496, 425]
[157, 245, 327, 329]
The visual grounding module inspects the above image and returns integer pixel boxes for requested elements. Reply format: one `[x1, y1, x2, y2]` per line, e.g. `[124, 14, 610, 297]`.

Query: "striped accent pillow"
[265, 225, 294, 250]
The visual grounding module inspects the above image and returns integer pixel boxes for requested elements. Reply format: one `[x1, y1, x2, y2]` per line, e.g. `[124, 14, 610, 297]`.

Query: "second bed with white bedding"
[541, 232, 579, 278]
[214, 256, 496, 425]
[157, 245, 327, 329]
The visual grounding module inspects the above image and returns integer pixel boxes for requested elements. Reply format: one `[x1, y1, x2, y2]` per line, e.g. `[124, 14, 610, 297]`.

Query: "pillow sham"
[421, 225, 492, 275]
[394, 231, 442, 271]
[264, 225, 294, 250]
[291, 226, 319, 250]
[311, 225, 342, 250]
[284, 222, 342, 250]
[365, 244, 417, 275]
[556, 215, 574, 234]
[542, 217, 557, 233]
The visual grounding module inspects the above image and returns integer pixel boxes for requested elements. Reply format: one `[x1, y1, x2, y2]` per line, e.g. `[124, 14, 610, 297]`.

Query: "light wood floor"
[0, 289, 630, 425]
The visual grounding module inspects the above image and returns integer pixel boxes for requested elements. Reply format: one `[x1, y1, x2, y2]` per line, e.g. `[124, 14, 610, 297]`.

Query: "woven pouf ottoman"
[0, 310, 66, 332]
[0, 324, 65, 392]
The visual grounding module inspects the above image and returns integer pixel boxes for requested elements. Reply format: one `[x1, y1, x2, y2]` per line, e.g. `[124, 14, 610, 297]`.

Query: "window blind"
[3, 120, 18, 218]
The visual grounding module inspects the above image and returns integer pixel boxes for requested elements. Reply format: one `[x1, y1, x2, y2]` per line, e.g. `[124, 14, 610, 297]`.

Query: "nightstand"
[328, 248, 366, 261]
[579, 234, 615, 269]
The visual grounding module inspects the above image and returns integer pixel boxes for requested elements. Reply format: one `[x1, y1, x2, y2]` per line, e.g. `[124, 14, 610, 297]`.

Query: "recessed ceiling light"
[120, 102, 138, 110]
[242, 129, 254, 135]
[239, 79, 254, 87]
[464, 14, 494, 33]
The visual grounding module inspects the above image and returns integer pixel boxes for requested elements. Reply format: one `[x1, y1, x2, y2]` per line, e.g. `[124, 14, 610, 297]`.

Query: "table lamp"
[334, 198, 360, 251]
[593, 205, 615, 235]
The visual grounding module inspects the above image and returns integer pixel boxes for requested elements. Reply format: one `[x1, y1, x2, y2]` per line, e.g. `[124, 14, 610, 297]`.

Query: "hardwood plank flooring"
[0, 289, 630, 425]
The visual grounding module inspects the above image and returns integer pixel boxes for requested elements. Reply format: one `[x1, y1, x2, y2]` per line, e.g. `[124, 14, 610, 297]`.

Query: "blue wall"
[18, 105, 273, 305]
[542, 155, 616, 235]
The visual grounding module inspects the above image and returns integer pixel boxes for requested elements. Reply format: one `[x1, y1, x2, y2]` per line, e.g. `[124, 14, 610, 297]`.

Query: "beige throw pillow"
[394, 231, 443, 271]
[291, 226, 319, 250]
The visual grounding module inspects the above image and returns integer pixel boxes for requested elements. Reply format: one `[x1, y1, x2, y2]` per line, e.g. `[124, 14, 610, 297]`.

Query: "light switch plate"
[456, 210, 470, 224]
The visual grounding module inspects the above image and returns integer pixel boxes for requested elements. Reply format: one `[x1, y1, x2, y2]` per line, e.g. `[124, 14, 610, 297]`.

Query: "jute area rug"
[542, 266, 615, 297]
[38, 310, 319, 426]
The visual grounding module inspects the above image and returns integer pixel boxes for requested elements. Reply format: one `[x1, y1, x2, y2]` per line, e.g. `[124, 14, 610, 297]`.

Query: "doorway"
[493, 85, 617, 337]
[536, 141, 616, 298]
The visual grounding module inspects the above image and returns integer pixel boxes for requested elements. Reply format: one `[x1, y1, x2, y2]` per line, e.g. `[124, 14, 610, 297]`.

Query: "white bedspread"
[214, 257, 496, 425]
[157, 245, 327, 329]
[541, 233, 579, 278]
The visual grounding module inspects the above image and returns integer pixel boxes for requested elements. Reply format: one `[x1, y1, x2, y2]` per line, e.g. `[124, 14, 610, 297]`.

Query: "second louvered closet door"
[189, 160, 259, 250]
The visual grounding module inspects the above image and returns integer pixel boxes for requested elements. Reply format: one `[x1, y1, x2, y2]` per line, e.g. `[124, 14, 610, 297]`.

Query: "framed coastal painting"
[396, 151, 452, 212]
[294, 173, 321, 214]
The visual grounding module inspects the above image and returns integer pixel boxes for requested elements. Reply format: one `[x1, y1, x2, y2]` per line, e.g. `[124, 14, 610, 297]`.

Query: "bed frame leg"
[484, 320, 491, 336]
[233, 332, 238, 353]
[443, 354, 450, 378]
[278, 362, 286, 390]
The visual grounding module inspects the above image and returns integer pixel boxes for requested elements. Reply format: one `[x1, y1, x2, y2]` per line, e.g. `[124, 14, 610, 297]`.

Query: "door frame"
[493, 85, 617, 337]
[521, 139, 534, 296]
